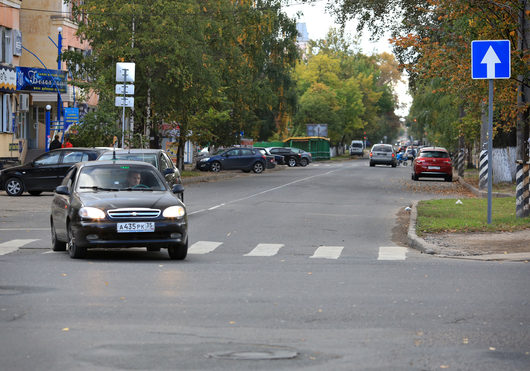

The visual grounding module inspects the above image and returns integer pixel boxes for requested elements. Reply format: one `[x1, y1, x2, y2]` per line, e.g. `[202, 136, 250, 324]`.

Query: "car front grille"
[107, 208, 161, 219]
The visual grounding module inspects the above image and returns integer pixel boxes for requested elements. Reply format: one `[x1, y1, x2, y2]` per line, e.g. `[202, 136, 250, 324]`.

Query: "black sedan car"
[50, 161, 188, 260]
[97, 149, 183, 200]
[267, 147, 302, 167]
[196, 147, 266, 173]
[0, 148, 105, 196]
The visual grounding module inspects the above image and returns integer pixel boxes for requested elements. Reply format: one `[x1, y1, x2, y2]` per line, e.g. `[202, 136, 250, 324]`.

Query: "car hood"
[78, 191, 181, 210]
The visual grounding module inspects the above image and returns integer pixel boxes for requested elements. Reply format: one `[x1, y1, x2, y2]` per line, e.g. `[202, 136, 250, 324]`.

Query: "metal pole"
[487, 79, 494, 224]
[122, 69, 127, 148]
[45, 105, 51, 152]
[57, 28, 62, 132]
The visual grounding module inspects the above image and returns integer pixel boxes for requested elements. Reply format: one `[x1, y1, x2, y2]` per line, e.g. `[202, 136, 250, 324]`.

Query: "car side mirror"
[163, 168, 175, 175]
[172, 184, 184, 195]
[55, 185, 70, 195]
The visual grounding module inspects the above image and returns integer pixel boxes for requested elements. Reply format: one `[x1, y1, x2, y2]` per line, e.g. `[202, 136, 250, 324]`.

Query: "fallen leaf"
[309, 356, 316, 360]
[462, 337, 469, 344]
[308, 272, 312, 275]
[229, 321, 236, 325]
[61, 274, 67, 277]
[489, 347, 496, 351]
[62, 328, 69, 332]
[105, 282, 109, 286]
[414, 340, 422, 346]
[158, 265, 164, 267]
[120, 297, 126, 300]
[318, 309, 323, 313]
[440, 365, 449, 369]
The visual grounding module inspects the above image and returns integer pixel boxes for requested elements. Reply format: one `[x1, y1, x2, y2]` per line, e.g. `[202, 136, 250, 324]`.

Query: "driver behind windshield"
[127, 170, 142, 187]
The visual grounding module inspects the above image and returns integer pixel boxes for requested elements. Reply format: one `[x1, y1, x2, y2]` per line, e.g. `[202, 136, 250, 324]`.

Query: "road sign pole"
[487, 79, 493, 224]
[122, 69, 127, 148]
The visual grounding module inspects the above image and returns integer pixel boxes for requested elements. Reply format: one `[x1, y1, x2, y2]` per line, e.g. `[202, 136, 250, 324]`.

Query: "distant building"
[296, 23, 309, 60]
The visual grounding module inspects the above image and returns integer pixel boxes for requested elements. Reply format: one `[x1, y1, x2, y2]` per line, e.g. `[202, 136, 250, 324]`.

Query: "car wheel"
[168, 239, 188, 260]
[300, 158, 308, 167]
[369, 162, 375, 167]
[210, 161, 221, 172]
[51, 220, 66, 251]
[147, 247, 161, 252]
[391, 162, 397, 168]
[5, 177, 24, 196]
[68, 223, 86, 259]
[252, 162, 264, 174]
[411, 173, 418, 181]
[29, 191, 42, 196]
[287, 158, 297, 167]
[445, 174, 453, 182]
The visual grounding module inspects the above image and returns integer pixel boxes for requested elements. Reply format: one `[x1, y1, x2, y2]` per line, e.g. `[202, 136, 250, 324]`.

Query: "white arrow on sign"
[481, 46, 501, 79]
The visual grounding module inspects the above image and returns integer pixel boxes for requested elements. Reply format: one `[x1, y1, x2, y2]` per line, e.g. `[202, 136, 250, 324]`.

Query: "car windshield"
[351, 143, 362, 148]
[77, 165, 166, 192]
[373, 145, 392, 152]
[420, 151, 449, 158]
[98, 153, 158, 167]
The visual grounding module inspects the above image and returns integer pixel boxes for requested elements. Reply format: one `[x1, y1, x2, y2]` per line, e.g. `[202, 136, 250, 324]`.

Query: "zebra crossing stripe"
[244, 243, 284, 257]
[310, 246, 344, 259]
[377, 246, 408, 260]
[0, 239, 40, 256]
[189, 241, 223, 254]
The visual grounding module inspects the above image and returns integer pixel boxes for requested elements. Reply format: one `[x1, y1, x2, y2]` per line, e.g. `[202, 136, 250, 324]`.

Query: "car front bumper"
[72, 218, 188, 249]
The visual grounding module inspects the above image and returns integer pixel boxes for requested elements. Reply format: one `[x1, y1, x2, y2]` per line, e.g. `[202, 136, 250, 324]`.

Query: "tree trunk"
[515, 0, 530, 218]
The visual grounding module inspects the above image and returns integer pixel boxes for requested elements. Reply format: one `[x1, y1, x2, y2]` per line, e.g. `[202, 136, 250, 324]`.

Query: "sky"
[283, 1, 412, 117]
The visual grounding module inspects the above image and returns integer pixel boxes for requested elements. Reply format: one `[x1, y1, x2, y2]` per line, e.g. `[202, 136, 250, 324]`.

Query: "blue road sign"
[471, 40, 510, 79]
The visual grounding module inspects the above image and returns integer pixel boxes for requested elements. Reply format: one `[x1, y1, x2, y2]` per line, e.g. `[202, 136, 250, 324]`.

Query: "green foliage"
[69, 100, 121, 147]
[294, 31, 400, 145]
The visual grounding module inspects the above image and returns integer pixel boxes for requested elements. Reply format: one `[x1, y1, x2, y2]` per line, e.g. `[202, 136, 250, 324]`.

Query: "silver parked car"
[369, 144, 397, 167]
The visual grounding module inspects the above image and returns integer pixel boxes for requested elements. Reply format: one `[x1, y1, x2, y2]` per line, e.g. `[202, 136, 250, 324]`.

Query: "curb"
[457, 176, 514, 198]
[406, 201, 530, 262]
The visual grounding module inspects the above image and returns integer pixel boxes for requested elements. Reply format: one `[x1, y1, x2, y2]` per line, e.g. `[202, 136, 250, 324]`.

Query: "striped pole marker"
[515, 162, 530, 218]
[479, 150, 488, 190]
[457, 149, 465, 177]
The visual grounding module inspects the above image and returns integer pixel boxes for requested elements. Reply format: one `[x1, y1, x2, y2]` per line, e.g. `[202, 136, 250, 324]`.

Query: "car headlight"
[200, 157, 210, 162]
[163, 205, 186, 218]
[79, 207, 106, 220]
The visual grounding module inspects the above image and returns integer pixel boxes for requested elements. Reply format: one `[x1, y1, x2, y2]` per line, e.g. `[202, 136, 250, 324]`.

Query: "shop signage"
[0, 66, 16, 92]
[16, 67, 67, 93]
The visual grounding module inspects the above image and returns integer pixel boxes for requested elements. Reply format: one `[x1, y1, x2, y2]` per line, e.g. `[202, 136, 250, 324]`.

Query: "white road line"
[0, 239, 40, 256]
[377, 246, 408, 261]
[244, 243, 284, 257]
[208, 204, 225, 210]
[188, 241, 223, 254]
[310, 246, 344, 259]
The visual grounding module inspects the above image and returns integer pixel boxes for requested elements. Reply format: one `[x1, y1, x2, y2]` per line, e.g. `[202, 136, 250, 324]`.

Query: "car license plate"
[117, 222, 155, 233]
[428, 166, 440, 170]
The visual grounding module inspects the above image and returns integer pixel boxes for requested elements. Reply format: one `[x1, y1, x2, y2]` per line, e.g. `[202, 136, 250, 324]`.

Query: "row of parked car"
[196, 146, 312, 173]
[0, 148, 183, 197]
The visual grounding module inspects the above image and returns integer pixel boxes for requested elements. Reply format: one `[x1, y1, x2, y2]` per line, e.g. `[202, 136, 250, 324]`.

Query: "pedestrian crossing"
[0, 239, 410, 261]
[188, 240, 407, 261]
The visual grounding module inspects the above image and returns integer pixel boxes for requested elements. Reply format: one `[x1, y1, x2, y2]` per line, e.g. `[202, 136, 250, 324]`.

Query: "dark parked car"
[97, 149, 183, 199]
[369, 144, 397, 167]
[412, 146, 453, 182]
[254, 147, 276, 169]
[0, 148, 105, 196]
[196, 147, 267, 173]
[290, 147, 312, 166]
[267, 147, 302, 167]
[50, 161, 187, 259]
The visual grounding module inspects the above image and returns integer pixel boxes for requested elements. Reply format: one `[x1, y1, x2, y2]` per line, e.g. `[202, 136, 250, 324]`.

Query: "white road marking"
[0, 239, 40, 256]
[377, 246, 408, 261]
[208, 204, 225, 210]
[189, 241, 223, 254]
[244, 243, 284, 257]
[310, 246, 344, 259]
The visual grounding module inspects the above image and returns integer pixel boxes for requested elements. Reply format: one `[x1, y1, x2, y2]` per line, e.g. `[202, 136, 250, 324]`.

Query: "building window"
[2, 94, 13, 132]
[1, 28, 13, 64]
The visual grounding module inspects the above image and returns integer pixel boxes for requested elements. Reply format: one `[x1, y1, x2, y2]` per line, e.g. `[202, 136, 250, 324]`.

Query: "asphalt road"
[0, 159, 529, 370]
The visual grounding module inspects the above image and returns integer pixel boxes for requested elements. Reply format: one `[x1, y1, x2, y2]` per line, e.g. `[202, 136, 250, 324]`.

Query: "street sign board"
[115, 62, 135, 82]
[115, 96, 134, 108]
[64, 107, 79, 130]
[471, 40, 510, 79]
[115, 84, 135, 95]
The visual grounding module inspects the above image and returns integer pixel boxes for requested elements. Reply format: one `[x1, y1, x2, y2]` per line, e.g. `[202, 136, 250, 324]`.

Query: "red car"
[411, 147, 453, 182]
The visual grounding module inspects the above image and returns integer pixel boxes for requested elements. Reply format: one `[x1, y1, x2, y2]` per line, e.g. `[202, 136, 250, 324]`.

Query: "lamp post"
[45, 105, 52, 151]
[57, 27, 63, 131]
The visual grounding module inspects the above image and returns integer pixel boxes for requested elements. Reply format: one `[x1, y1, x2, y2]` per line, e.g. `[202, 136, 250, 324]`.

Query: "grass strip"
[416, 197, 530, 235]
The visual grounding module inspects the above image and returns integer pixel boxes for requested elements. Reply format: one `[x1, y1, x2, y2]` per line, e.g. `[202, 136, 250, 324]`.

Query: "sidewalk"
[406, 177, 530, 262]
